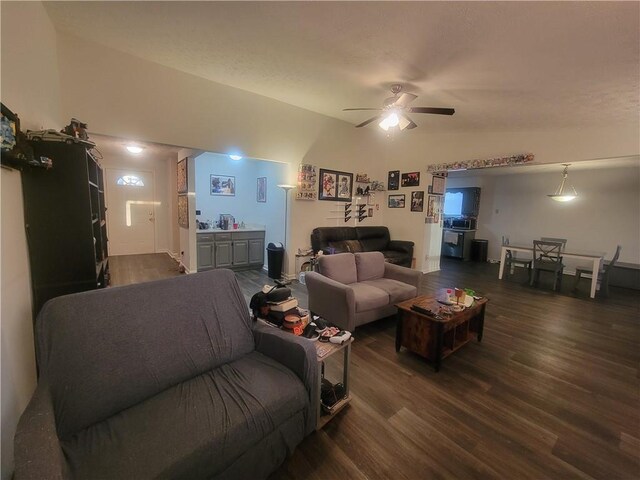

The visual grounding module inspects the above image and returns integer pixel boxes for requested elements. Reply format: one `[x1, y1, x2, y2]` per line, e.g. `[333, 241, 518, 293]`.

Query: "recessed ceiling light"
[126, 145, 144, 154]
[229, 154, 242, 161]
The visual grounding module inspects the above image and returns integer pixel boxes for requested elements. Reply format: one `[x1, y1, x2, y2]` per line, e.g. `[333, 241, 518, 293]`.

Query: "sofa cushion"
[311, 227, 358, 253]
[327, 239, 362, 253]
[356, 226, 390, 252]
[355, 251, 385, 281]
[60, 351, 308, 479]
[360, 278, 418, 304]
[380, 249, 409, 265]
[38, 269, 255, 439]
[350, 283, 389, 312]
[319, 252, 357, 284]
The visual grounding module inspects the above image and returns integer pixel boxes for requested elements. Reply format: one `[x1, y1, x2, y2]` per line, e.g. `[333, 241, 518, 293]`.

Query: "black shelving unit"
[22, 141, 109, 318]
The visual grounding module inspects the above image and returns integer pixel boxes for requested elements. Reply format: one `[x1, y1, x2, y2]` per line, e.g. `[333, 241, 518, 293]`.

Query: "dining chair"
[502, 237, 532, 281]
[541, 237, 567, 252]
[573, 245, 622, 297]
[531, 240, 565, 291]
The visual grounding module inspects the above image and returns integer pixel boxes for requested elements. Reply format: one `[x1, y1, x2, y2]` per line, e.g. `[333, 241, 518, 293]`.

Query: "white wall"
[0, 3, 62, 478]
[446, 164, 640, 267]
[378, 128, 640, 270]
[195, 153, 287, 266]
[55, 33, 387, 275]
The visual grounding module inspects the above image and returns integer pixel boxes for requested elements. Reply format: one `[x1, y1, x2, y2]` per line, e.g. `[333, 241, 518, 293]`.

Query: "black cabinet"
[22, 141, 109, 317]
[442, 229, 476, 261]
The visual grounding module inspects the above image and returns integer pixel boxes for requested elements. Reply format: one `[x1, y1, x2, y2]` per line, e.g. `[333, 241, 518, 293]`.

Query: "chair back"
[604, 245, 622, 272]
[541, 237, 567, 252]
[533, 240, 563, 264]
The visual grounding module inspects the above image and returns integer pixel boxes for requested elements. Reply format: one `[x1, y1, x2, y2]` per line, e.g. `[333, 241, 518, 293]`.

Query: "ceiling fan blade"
[399, 114, 417, 130]
[355, 115, 384, 128]
[394, 93, 418, 107]
[343, 108, 382, 111]
[408, 107, 455, 115]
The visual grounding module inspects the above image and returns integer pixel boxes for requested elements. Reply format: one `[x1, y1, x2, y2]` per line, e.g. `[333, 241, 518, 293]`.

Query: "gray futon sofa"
[14, 269, 318, 480]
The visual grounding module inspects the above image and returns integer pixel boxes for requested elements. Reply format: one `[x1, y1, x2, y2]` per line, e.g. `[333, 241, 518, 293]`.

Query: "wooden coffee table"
[395, 294, 488, 372]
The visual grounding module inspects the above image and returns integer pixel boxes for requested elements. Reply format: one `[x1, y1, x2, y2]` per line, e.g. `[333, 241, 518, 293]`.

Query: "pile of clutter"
[250, 283, 351, 344]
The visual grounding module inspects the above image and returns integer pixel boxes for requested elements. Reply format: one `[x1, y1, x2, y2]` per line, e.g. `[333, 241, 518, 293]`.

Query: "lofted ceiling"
[45, 2, 639, 132]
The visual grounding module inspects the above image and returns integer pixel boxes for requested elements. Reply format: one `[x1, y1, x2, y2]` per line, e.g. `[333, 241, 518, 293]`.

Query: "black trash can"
[267, 242, 285, 279]
[471, 239, 488, 262]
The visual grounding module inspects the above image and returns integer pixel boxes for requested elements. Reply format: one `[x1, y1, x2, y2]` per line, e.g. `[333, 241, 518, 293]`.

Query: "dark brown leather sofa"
[310, 226, 414, 267]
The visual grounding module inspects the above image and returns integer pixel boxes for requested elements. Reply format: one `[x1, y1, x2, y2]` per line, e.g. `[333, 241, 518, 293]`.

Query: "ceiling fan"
[343, 84, 455, 131]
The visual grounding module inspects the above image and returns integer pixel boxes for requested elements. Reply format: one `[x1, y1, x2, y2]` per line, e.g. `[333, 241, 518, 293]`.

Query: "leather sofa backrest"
[356, 226, 391, 252]
[311, 227, 358, 253]
[355, 252, 386, 281]
[318, 252, 357, 284]
[36, 269, 254, 439]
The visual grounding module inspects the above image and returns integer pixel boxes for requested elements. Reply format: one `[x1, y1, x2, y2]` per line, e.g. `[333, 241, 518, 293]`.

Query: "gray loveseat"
[305, 252, 422, 331]
[14, 269, 317, 480]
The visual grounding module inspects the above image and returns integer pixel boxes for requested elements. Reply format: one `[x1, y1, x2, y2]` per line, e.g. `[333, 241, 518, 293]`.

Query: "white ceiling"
[45, 2, 639, 132]
[91, 133, 182, 161]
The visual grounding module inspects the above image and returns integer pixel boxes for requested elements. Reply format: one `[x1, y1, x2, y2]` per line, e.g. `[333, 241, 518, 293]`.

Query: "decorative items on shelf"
[426, 153, 535, 173]
[344, 203, 352, 222]
[370, 180, 385, 191]
[355, 173, 370, 183]
[356, 184, 370, 196]
[0, 103, 52, 170]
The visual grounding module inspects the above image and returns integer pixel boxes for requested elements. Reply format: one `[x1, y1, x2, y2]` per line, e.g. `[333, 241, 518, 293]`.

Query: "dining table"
[498, 244, 605, 298]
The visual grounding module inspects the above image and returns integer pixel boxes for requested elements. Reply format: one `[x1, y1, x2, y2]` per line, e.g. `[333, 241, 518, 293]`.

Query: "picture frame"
[401, 172, 420, 187]
[411, 191, 424, 212]
[296, 163, 317, 200]
[257, 177, 267, 202]
[177, 195, 189, 228]
[388, 170, 400, 190]
[319, 168, 353, 202]
[177, 158, 187, 194]
[388, 194, 405, 208]
[210, 174, 236, 196]
[430, 175, 445, 195]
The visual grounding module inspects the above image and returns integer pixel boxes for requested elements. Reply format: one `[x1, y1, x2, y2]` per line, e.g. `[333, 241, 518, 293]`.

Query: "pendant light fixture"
[548, 164, 578, 202]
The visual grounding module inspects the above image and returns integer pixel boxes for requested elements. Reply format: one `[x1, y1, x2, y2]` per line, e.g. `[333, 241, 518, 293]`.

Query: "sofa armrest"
[253, 325, 319, 435]
[388, 240, 414, 255]
[384, 262, 423, 290]
[304, 271, 356, 332]
[14, 382, 68, 480]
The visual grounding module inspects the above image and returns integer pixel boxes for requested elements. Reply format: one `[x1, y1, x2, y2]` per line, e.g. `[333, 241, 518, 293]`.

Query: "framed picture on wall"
[211, 175, 235, 196]
[257, 177, 267, 202]
[411, 191, 424, 212]
[178, 195, 188, 228]
[388, 194, 405, 208]
[177, 158, 188, 194]
[401, 172, 420, 187]
[388, 170, 400, 190]
[319, 168, 353, 201]
[430, 175, 445, 195]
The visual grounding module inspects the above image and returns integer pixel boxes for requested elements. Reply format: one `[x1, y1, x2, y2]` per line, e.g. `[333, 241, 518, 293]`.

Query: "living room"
[2, 2, 639, 479]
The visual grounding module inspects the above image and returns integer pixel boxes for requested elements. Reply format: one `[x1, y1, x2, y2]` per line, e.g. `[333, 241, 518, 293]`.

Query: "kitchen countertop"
[443, 228, 477, 233]
[197, 228, 265, 233]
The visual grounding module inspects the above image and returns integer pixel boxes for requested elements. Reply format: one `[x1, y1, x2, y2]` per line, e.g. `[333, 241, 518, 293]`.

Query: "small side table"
[315, 338, 353, 429]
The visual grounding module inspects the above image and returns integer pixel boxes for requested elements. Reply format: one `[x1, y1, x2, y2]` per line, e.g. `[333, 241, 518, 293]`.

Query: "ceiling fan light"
[386, 113, 399, 127]
[379, 117, 391, 131]
[548, 194, 577, 202]
[398, 115, 411, 131]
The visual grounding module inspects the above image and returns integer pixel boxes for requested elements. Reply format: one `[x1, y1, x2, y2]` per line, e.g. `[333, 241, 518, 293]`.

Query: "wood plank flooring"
[109, 254, 640, 479]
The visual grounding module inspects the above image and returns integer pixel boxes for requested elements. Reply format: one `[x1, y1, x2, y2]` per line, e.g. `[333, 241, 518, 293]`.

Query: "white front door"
[105, 168, 156, 255]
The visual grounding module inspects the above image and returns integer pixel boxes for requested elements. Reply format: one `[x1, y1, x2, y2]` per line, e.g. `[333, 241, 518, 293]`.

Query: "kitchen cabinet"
[197, 230, 265, 271]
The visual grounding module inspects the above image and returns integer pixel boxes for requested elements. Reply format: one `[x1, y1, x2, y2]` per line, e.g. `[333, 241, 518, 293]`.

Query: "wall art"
[177, 158, 188, 194]
[426, 153, 535, 173]
[210, 175, 235, 196]
[401, 172, 420, 187]
[296, 163, 317, 200]
[430, 175, 445, 195]
[388, 194, 405, 208]
[257, 177, 267, 202]
[387, 170, 400, 190]
[411, 191, 424, 212]
[319, 168, 353, 202]
[178, 195, 189, 228]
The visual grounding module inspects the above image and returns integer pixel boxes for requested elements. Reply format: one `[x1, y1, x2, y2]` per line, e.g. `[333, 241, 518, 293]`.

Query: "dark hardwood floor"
[110, 254, 640, 479]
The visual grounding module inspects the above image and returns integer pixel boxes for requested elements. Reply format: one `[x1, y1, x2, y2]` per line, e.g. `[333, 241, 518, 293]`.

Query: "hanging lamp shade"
[548, 164, 578, 202]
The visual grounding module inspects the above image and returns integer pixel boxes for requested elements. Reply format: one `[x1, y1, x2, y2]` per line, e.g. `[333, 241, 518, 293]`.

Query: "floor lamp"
[277, 184, 295, 276]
